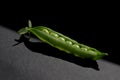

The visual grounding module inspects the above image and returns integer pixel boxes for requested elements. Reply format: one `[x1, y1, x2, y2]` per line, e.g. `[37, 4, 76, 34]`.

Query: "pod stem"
[28, 20, 32, 28]
[28, 20, 32, 39]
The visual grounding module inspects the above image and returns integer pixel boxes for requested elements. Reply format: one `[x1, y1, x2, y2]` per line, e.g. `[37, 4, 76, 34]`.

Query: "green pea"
[50, 32, 59, 37]
[18, 20, 108, 60]
[73, 44, 80, 48]
[66, 41, 72, 45]
[81, 48, 88, 51]
[59, 37, 65, 41]
[43, 29, 49, 34]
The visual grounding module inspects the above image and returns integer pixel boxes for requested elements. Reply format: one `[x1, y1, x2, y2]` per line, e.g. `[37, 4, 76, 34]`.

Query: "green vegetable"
[18, 20, 108, 60]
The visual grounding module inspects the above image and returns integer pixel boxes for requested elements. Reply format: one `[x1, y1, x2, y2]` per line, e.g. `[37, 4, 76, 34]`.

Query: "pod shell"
[27, 26, 108, 60]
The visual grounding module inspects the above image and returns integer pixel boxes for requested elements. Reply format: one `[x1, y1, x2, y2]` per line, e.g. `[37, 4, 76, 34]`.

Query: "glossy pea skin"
[18, 25, 108, 61]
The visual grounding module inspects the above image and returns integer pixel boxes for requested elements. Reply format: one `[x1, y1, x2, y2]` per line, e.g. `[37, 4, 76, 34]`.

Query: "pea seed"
[59, 37, 65, 41]
[43, 29, 49, 33]
[66, 41, 72, 45]
[50, 32, 59, 37]
[88, 51, 96, 55]
[81, 48, 87, 51]
[73, 44, 79, 48]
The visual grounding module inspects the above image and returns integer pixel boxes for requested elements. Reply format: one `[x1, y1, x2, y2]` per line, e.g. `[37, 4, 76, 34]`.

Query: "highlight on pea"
[18, 20, 108, 61]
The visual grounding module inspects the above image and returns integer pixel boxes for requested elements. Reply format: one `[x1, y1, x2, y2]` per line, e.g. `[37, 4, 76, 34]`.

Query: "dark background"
[0, 2, 120, 80]
[0, 4, 119, 63]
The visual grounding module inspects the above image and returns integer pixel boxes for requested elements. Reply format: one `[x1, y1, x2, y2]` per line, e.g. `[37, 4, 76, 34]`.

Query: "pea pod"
[18, 20, 108, 60]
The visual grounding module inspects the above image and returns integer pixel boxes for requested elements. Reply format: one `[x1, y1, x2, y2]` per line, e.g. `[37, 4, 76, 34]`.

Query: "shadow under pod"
[14, 35, 100, 70]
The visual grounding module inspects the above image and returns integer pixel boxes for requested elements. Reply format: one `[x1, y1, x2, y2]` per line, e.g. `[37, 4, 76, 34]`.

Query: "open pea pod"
[18, 20, 108, 60]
